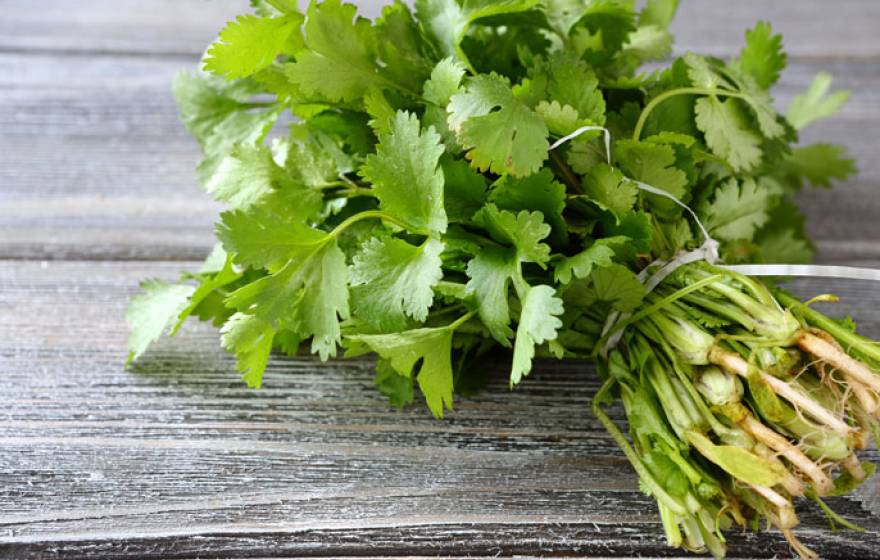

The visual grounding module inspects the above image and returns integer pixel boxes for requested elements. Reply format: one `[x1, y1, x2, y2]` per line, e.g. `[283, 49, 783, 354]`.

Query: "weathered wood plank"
[0, 260, 879, 557]
[1, 52, 878, 261]
[1, 0, 878, 58]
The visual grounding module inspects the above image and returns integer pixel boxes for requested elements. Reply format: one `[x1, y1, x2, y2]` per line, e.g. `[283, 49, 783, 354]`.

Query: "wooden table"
[1, 1, 879, 558]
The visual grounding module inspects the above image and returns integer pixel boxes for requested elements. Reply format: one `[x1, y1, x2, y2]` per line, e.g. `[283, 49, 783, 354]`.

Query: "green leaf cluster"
[130, 1, 854, 420]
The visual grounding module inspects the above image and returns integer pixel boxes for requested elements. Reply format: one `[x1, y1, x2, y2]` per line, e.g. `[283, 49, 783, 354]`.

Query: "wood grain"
[1, 0, 880, 558]
[2, 0, 879, 58]
[0, 261, 879, 558]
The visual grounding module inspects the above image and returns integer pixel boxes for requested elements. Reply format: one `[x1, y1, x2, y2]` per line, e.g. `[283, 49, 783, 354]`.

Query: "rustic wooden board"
[2, 0, 879, 57]
[1, 0, 880, 558]
[0, 260, 879, 559]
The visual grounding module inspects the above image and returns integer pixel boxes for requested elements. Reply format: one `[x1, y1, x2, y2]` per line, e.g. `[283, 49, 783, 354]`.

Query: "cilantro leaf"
[226, 237, 349, 360]
[590, 264, 646, 312]
[205, 145, 322, 217]
[217, 200, 328, 270]
[781, 143, 856, 189]
[347, 325, 457, 418]
[568, 1, 636, 65]
[473, 204, 551, 265]
[415, 0, 540, 61]
[466, 246, 518, 345]
[737, 21, 786, 90]
[374, 358, 416, 408]
[424, 57, 468, 106]
[173, 71, 281, 183]
[172, 253, 242, 335]
[204, 13, 304, 80]
[554, 241, 617, 284]
[373, 2, 435, 94]
[529, 52, 606, 126]
[442, 155, 488, 222]
[361, 111, 448, 235]
[488, 168, 567, 244]
[448, 73, 549, 177]
[511, 285, 564, 385]
[286, 0, 395, 103]
[582, 163, 638, 217]
[350, 237, 445, 331]
[694, 96, 762, 172]
[700, 177, 780, 241]
[786, 72, 850, 130]
[220, 312, 276, 388]
[126, 280, 195, 365]
[614, 139, 688, 212]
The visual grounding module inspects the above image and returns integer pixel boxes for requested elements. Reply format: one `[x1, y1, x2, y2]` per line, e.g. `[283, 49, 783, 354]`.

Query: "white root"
[798, 331, 880, 395]
[710, 348, 853, 438]
[842, 453, 867, 481]
[782, 528, 819, 560]
[750, 484, 798, 531]
[739, 414, 834, 495]
[813, 330, 880, 415]
[753, 445, 805, 497]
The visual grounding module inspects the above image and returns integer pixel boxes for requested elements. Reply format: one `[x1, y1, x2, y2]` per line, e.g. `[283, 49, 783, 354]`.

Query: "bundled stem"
[597, 262, 879, 559]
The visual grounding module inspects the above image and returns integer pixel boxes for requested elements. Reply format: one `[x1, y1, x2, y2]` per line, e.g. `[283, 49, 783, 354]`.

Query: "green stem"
[595, 274, 724, 351]
[550, 150, 582, 194]
[449, 310, 477, 331]
[266, 0, 293, 13]
[775, 288, 880, 367]
[632, 87, 750, 141]
[339, 186, 375, 199]
[592, 378, 689, 516]
[328, 210, 420, 239]
[240, 101, 279, 109]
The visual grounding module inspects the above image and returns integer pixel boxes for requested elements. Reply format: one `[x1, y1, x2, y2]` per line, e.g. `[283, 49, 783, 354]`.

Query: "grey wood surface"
[0, 1, 878, 558]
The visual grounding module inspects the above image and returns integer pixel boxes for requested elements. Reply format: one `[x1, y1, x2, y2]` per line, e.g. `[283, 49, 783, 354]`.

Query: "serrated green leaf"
[737, 21, 786, 90]
[591, 264, 646, 312]
[511, 284, 564, 385]
[465, 246, 518, 345]
[347, 326, 456, 418]
[126, 280, 195, 365]
[489, 168, 567, 244]
[216, 202, 327, 270]
[700, 177, 780, 241]
[286, 0, 388, 103]
[529, 52, 605, 125]
[424, 57, 468, 106]
[554, 241, 617, 284]
[473, 204, 551, 265]
[204, 13, 304, 80]
[226, 238, 349, 360]
[787, 72, 850, 130]
[173, 71, 281, 184]
[694, 96, 762, 171]
[350, 237, 445, 331]
[361, 111, 448, 235]
[614, 139, 688, 212]
[781, 143, 856, 189]
[220, 312, 276, 388]
[448, 73, 549, 177]
[582, 163, 638, 217]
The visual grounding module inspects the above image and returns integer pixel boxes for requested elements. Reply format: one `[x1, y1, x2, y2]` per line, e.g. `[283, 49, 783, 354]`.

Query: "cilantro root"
[125, 1, 868, 558]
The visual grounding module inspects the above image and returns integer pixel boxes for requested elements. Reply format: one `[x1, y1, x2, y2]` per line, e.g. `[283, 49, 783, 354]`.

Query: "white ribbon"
[723, 264, 880, 282]
[549, 125, 880, 356]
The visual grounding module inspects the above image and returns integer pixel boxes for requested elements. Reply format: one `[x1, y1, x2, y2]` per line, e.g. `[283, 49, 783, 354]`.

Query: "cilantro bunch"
[125, 1, 873, 557]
